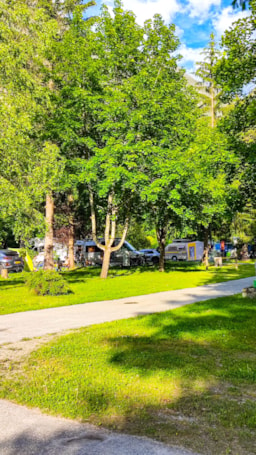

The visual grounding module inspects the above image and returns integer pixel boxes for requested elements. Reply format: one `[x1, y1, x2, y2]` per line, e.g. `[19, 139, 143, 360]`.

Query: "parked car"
[75, 239, 146, 267]
[139, 249, 160, 265]
[0, 249, 24, 273]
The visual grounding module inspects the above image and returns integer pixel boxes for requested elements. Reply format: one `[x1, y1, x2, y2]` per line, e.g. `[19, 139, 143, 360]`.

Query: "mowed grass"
[1, 294, 256, 454]
[0, 262, 255, 315]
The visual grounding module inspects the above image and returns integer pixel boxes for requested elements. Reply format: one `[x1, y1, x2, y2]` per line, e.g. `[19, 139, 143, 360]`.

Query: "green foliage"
[53, 1, 198, 265]
[231, 202, 256, 242]
[216, 1, 256, 220]
[217, 1, 256, 99]
[26, 270, 71, 296]
[196, 33, 222, 124]
[126, 223, 152, 249]
[18, 248, 37, 260]
[0, 0, 66, 242]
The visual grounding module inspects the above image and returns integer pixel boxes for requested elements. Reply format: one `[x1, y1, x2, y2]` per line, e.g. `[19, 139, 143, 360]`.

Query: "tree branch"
[111, 217, 129, 252]
[89, 187, 105, 251]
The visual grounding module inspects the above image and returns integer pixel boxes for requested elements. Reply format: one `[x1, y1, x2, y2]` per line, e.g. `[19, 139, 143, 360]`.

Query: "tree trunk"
[159, 242, 165, 272]
[89, 188, 129, 279]
[68, 194, 75, 269]
[157, 227, 167, 272]
[211, 86, 215, 128]
[68, 220, 75, 269]
[44, 193, 55, 270]
[100, 247, 111, 279]
[203, 227, 209, 270]
[1, 268, 8, 279]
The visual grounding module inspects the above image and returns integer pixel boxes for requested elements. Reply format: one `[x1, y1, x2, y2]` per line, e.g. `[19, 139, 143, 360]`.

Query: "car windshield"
[124, 241, 136, 252]
[0, 250, 18, 256]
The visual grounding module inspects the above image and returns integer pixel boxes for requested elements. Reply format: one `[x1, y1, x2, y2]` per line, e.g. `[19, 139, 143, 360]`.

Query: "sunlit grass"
[0, 262, 255, 314]
[1, 294, 256, 454]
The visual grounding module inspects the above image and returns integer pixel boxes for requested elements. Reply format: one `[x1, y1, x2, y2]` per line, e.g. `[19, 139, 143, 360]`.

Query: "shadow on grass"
[63, 266, 148, 283]
[63, 262, 206, 283]
[0, 278, 24, 289]
[2, 296, 256, 454]
[0, 427, 107, 455]
[106, 297, 256, 382]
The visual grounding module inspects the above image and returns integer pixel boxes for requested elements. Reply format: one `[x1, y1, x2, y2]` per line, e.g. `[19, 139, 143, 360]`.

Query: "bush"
[26, 270, 71, 296]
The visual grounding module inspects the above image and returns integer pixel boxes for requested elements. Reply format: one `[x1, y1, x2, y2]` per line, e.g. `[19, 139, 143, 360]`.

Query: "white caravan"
[165, 239, 204, 261]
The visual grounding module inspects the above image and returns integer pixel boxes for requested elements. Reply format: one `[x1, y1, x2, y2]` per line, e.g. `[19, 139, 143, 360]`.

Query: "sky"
[84, 0, 250, 75]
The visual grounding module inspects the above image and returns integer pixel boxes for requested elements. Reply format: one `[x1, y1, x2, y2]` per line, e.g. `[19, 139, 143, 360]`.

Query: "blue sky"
[84, 0, 250, 74]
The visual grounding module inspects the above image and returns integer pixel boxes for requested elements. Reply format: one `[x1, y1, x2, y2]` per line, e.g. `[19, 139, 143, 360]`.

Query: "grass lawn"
[1, 294, 256, 454]
[0, 262, 255, 315]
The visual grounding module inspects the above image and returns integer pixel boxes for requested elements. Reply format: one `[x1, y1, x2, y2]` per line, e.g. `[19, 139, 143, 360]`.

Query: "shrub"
[26, 270, 71, 296]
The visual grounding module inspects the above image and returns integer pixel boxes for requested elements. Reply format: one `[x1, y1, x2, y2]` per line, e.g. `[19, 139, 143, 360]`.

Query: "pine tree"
[196, 33, 222, 128]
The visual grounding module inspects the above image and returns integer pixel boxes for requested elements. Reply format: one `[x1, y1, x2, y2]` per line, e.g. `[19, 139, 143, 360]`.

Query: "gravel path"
[0, 400, 200, 455]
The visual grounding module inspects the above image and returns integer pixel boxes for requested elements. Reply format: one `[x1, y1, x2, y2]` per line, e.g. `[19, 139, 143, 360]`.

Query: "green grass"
[0, 262, 255, 315]
[1, 294, 256, 454]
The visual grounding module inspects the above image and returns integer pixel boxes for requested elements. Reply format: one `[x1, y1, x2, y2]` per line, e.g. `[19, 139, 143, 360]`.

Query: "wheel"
[171, 256, 177, 261]
[138, 256, 145, 266]
[136, 256, 145, 266]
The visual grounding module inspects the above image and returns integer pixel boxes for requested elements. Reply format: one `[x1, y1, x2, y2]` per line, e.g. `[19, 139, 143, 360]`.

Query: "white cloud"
[178, 44, 204, 73]
[187, 0, 221, 19]
[106, 0, 181, 25]
[175, 24, 184, 38]
[212, 6, 250, 38]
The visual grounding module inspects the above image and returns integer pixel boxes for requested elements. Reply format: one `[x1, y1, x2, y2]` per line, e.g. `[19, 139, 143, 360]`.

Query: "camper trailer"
[165, 239, 204, 262]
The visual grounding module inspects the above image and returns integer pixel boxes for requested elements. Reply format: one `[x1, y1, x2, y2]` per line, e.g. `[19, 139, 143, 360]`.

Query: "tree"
[0, 0, 90, 268]
[0, 1, 65, 252]
[232, 0, 251, 9]
[193, 34, 233, 267]
[216, 0, 256, 240]
[52, 1, 199, 277]
[216, 1, 255, 101]
[196, 33, 222, 127]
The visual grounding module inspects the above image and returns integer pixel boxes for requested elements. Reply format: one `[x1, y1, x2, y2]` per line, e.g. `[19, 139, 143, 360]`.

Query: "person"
[75, 246, 82, 264]
[56, 257, 62, 272]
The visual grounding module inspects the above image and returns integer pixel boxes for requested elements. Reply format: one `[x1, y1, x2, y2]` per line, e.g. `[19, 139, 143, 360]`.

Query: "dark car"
[0, 249, 24, 273]
[139, 248, 160, 265]
[75, 239, 146, 267]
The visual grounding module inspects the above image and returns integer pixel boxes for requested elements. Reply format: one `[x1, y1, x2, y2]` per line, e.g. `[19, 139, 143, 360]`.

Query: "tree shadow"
[0, 278, 24, 289]
[0, 427, 107, 455]
[63, 262, 204, 284]
[106, 296, 256, 381]
[2, 296, 256, 454]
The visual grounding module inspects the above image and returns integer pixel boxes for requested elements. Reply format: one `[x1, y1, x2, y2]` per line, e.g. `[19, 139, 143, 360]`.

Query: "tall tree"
[0, 0, 64, 251]
[193, 33, 236, 267]
[196, 33, 222, 127]
[0, 0, 90, 267]
[53, 1, 199, 277]
[216, 0, 256, 236]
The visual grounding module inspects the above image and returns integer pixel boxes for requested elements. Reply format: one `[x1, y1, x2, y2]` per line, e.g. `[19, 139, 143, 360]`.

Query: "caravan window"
[166, 245, 186, 253]
[166, 246, 178, 252]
